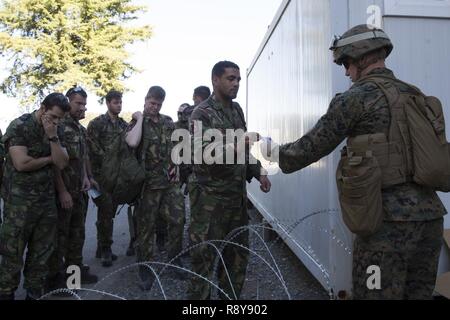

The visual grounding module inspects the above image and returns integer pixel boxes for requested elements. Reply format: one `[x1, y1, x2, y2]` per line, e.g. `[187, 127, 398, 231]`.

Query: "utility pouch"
[336, 149, 384, 237]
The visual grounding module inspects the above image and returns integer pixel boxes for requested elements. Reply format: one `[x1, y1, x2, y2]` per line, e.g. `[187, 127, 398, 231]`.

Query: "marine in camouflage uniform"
[126, 86, 186, 289]
[0, 93, 70, 300]
[187, 62, 270, 300]
[48, 88, 98, 286]
[276, 25, 445, 300]
[87, 91, 128, 266]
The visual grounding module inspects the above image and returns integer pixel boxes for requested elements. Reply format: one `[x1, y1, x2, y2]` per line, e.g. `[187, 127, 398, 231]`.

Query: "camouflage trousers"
[0, 195, 57, 294]
[187, 183, 249, 300]
[352, 218, 443, 300]
[135, 185, 185, 262]
[93, 192, 118, 249]
[48, 193, 88, 277]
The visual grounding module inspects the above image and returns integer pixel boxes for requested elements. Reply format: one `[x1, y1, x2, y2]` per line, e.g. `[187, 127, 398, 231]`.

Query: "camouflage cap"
[330, 24, 393, 65]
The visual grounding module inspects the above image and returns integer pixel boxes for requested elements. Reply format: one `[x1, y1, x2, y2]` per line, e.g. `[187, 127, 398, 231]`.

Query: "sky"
[0, 0, 283, 131]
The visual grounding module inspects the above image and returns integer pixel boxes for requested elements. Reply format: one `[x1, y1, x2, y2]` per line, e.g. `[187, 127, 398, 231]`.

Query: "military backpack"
[336, 75, 450, 236]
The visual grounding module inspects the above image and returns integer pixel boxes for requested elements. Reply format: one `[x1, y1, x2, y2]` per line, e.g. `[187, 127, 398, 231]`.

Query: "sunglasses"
[67, 86, 85, 96]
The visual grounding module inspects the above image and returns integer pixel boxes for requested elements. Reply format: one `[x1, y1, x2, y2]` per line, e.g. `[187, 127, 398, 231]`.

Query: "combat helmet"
[330, 24, 393, 65]
[177, 103, 193, 122]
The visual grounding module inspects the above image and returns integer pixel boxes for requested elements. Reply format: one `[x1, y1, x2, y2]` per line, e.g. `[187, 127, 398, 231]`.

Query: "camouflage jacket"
[175, 119, 190, 131]
[129, 114, 177, 190]
[58, 114, 87, 198]
[190, 94, 262, 195]
[87, 113, 128, 181]
[175, 120, 192, 184]
[279, 68, 446, 221]
[1, 111, 65, 201]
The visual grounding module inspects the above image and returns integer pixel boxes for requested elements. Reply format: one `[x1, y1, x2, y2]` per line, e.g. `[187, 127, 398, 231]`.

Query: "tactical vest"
[344, 75, 450, 191]
[336, 75, 450, 236]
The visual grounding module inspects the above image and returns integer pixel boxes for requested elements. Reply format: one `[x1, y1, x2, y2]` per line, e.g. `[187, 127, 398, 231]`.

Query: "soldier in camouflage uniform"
[177, 86, 211, 191]
[126, 86, 186, 290]
[87, 90, 128, 267]
[273, 25, 446, 299]
[0, 93, 70, 300]
[193, 86, 211, 108]
[153, 103, 193, 253]
[47, 87, 98, 289]
[187, 61, 271, 300]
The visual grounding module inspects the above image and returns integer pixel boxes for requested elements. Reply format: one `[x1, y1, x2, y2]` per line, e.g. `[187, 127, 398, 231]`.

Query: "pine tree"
[0, 0, 151, 110]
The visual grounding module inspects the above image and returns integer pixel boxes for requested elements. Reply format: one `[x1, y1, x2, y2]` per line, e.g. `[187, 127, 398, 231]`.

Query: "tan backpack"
[336, 74, 450, 236]
[364, 75, 450, 191]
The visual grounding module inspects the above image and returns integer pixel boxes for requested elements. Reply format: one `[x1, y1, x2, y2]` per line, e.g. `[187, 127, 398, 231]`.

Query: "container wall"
[247, 0, 352, 294]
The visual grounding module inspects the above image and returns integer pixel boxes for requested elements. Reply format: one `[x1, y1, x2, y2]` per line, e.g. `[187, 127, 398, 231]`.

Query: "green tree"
[0, 0, 151, 111]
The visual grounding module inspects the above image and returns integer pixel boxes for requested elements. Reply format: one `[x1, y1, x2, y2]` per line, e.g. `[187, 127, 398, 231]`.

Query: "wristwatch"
[48, 136, 59, 143]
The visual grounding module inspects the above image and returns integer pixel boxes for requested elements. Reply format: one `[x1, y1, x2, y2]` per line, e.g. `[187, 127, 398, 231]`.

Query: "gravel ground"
[12, 197, 329, 300]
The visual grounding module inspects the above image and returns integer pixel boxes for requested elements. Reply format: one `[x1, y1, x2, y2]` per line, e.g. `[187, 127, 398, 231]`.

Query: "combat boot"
[138, 265, 155, 291]
[96, 246, 118, 261]
[101, 247, 113, 267]
[0, 292, 14, 300]
[25, 288, 46, 300]
[80, 267, 99, 284]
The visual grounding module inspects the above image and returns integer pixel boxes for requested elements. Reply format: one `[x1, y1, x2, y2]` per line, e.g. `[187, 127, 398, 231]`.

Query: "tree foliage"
[0, 0, 151, 110]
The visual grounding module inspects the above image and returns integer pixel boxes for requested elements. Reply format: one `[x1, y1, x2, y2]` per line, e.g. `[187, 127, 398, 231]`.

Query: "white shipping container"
[246, 0, 450, 298]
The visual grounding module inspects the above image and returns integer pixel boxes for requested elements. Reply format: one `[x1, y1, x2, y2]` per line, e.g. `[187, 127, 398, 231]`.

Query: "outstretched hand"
[259, 175, 271, 193]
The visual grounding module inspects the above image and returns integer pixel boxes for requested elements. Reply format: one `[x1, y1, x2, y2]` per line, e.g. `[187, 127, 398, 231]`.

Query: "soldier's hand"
[42, 113, 58, 138]
[259, 175, 271, 193]
[90, 178, 100, 191]
[245, 132, 261, 145]
[59, 190, 73, 210]
[132, 111, 143, 121]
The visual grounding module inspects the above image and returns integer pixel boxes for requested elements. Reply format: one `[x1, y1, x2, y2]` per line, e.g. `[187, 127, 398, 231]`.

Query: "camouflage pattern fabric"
[0, 112, 62, 294]
[1, 112, 63, 201]
[279, 68, 446, 222]
[187, 182, 249, 300]
[135, 186, 185, 262]
[175, 114, 193, 188]
[352, 218, 443, 299]
[0, 196, 57, 294]
[93, 192, 119, 248]
[278, 68, 446, 299]
[48, 194, 88, 278]
[187, 95, 262, 300]
[49, 115, 89, 276]
[130, 114, 185, 262]
[331, 24, 393, 65]
[132, 115, 177, 190]
[59, 114, 87, 197]
[87, 113, 127, 248]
